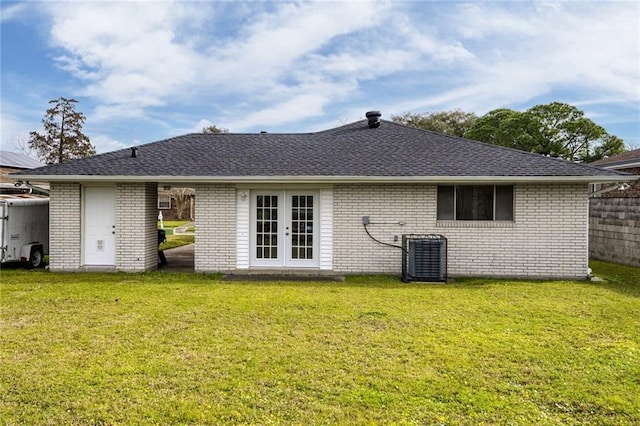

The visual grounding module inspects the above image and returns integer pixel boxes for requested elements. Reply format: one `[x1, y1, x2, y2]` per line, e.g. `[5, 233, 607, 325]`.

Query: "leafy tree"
[464, 102, 624, 162]
[463, 109, 550, 154]
[28, 97, 95, 163]
[391, 109, 478, 137]
[526, 102, 624, 162]
[202, 124, 229, 134]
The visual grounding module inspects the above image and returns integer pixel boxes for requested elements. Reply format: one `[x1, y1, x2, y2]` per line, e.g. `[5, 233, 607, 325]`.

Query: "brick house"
[157, 187, 195, 221]
[589, 149, 640, 267]
[590, 148, 640, 197]
[13, 113, 634, 278]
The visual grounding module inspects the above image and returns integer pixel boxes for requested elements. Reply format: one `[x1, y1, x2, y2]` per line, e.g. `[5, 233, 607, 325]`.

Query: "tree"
[526, 102, 624, 162]
[170, 187, 195, 220]
[202, 124, 229, 134]
[464, 102, 624, 162]
[463, 108, 550, 154]
[9, 133, 36, 158]
[28, 97, 95, 163]
[391, 109, 478, 137]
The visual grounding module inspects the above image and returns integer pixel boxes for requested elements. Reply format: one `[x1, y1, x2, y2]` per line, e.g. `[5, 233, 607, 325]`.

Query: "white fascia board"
[11, 174, 637, 184]
[602, 161, 640, 170]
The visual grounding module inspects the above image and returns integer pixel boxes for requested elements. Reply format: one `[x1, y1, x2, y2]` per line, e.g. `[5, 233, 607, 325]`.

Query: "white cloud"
[226, 93, 330, 130]
[10, 0, 634, 143]
[89, 134, 130, 154]
[193, 119, 213, 133]
[47, 1, 205, 108]
[0, 107, 39, 154]
[43, 0, 403, 126]
[0, 3, 27, 22]
[448, 2, 640, 107]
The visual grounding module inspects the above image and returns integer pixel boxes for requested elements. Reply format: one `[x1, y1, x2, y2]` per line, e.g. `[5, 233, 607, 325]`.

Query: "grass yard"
[1, 262, 639, 424]
[159, 220, 191, 228]
[159, 234, 195, 251]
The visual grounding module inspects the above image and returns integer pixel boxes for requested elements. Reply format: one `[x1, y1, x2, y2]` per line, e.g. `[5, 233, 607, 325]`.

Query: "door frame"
[82, 185, 116, 266]
[249, 190, 320, 268]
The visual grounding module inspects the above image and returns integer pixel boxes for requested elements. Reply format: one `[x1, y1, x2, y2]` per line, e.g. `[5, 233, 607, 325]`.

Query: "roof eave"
[9, 174, 636, 184]
[599, 160, 640, 170]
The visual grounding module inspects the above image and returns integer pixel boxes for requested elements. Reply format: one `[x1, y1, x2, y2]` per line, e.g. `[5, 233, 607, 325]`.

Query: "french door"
[250, 191, 319, 267]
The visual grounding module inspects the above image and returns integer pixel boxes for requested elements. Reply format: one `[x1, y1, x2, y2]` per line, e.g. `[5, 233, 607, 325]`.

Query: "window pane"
[456, 186, 474, 220]
[437, 186, 454, 220]
[476, 186, 493, 220]
[457, 185, 493, 220]
[495, 185, 514, 220]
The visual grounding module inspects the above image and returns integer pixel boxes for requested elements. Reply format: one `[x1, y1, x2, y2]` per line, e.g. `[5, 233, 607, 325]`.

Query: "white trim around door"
[249, 190, 320, 268]
[83, 185, 116, 265]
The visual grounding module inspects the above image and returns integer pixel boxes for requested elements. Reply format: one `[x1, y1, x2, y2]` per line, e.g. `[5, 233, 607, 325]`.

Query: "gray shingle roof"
[15, 119, 627, 180]
[590, 148, 640, 169]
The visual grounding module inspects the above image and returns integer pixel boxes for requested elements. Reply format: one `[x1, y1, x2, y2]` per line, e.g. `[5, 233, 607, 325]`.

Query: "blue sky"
[1, 0, 639, 155]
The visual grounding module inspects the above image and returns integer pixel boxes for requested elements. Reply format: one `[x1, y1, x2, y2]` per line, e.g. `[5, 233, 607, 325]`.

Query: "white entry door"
[251, 191, 319, 268]
[84, 186, 116, 265]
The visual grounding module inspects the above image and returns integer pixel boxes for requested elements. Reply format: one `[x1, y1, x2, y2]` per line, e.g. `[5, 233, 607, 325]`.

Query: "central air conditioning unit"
[402, 234, 448, 283]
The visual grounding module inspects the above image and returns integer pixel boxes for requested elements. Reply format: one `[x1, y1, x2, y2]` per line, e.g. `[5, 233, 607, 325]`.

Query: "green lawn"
[1, 262, 638, 424]
[159, 220, 191, 228]
[158, 220, 192, 236]
[159, 234, 195, 251]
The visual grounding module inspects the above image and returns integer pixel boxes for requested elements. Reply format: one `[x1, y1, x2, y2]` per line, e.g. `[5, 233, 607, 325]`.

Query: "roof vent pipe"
[366, 111, 381, 128]
[131, 147, 138, 158]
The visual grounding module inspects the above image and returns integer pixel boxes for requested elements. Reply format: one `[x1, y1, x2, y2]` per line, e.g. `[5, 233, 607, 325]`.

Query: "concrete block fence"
[589, 197, 640, 267]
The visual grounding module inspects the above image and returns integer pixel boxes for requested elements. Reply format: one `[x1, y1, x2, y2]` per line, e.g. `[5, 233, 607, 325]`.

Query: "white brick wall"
[48, 182, 82, 271]
[49, 182, 157, 272]
[48, 181, 589, 279]
[194, 184, 236, 272]
[115, 183, 158, 272]
[333, 183, 589, 279]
